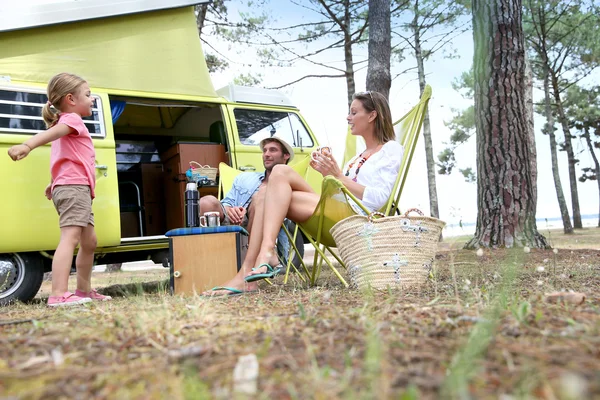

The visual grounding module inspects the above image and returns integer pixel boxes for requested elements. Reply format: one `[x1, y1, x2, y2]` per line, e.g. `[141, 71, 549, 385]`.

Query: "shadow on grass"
[97, 279, 170, 298]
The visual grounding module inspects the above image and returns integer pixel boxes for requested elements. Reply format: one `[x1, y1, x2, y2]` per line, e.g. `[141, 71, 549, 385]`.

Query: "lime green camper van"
[0, 0, 320, 305]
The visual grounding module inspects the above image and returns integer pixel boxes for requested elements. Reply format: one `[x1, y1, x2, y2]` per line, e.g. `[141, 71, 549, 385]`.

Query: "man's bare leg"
[199, 195, 224, 221]
[245, 185, 265, 235]
[247, 165, 318, 277]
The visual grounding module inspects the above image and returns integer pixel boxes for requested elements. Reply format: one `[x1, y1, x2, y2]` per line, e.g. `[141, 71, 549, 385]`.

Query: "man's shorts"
[220, 203, 249, 229]
[52, 185, 95, 228]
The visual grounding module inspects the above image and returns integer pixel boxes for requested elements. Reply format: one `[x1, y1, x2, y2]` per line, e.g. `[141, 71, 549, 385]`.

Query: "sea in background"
[443, 214, 599, 238]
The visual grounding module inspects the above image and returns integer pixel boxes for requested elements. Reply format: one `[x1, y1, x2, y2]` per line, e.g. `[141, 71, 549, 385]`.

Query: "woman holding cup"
[205, 91, 403, 295]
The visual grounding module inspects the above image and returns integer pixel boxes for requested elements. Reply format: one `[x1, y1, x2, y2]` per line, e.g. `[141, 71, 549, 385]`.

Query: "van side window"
[233, 109, 314, 148]
[0, 88, 106, 138]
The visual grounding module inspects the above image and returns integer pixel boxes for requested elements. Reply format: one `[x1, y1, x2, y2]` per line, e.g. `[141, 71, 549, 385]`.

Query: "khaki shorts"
[52, 185, 95, 228]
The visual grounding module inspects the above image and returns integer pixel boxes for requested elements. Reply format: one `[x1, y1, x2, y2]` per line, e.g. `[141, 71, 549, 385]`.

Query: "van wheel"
[0, 253, 44, 306]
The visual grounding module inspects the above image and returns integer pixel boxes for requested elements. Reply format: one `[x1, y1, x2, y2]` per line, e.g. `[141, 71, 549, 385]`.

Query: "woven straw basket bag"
[189, 161, 218, 181]
[330, 209, 446, 290]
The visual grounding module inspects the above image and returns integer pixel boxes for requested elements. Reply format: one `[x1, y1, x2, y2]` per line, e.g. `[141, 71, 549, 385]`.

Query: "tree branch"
[392, 30, 417, 52]
[267, 73, 347, 89]
[392, 65, 419, 80]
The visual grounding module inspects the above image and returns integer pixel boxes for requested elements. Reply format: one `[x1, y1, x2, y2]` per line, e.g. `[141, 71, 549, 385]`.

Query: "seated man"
[200, 136, 296, 261]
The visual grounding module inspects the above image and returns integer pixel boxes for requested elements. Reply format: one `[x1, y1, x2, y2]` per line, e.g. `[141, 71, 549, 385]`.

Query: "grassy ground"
[1, 228, 599, 399]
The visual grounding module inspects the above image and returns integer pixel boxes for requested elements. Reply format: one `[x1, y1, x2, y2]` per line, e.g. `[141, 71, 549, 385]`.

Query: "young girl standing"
[8, 72, 111, 307]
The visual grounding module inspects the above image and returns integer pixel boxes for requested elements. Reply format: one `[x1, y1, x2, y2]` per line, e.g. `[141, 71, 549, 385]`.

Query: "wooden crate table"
[165, 226, 249, 295]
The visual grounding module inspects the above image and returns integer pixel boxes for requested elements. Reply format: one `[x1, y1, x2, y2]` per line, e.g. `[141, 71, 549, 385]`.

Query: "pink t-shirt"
[50, 113, 96, 198]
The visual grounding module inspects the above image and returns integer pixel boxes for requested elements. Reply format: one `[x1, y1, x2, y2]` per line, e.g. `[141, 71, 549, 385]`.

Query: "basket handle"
[402, 208, 424, 217]
[189, 161, 211, 169]
[367, 211, 386, 223]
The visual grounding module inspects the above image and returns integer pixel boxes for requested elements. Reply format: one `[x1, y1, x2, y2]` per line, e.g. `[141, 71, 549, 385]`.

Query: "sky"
[208, 1, 599, 229]
[7, 0, 599, 230]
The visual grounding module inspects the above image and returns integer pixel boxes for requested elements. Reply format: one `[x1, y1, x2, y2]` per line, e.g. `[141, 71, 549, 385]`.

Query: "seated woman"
[204, 91, 403, 296]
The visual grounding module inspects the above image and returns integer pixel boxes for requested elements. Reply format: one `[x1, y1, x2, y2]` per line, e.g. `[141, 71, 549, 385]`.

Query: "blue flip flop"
[204, 286, 245, 297]
[244, 263, 282, 283]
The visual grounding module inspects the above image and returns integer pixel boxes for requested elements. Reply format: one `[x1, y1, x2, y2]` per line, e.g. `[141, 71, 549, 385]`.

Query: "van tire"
[0, 253, 44, 306]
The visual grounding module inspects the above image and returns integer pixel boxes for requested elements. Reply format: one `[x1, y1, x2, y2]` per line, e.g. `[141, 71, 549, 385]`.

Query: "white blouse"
[343, 140, 404, 212]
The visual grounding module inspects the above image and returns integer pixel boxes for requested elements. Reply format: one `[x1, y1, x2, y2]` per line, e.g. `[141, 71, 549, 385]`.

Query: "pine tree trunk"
[466, 0, 547, 249]
[343, 0, 356, 108]
[581, 127, 600, 227]
[524, 54, 538, 217]
[413, 6, 440, 219]
[366, 0, 391, 99]
[550, 73, 583, 229]
[195, 4, 209, 37]
[543, 69, 573, 234]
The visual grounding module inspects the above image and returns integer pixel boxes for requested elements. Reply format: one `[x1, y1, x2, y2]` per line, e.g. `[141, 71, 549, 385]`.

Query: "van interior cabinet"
[120, 212, 141, 237]
[141, 163, 166, 235]
[162, 143, 227, 230]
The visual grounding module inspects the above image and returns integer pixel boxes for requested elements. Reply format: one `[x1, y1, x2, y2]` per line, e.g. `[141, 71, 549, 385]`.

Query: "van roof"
[0, 3, 217, 98]
[217, 84, 297, 108]
[0, 0, 209, 33]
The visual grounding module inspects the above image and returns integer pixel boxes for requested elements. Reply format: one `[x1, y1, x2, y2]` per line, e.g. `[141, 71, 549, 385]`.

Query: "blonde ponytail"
[42, 102, 60, 128]
[44, 72, 87, 128]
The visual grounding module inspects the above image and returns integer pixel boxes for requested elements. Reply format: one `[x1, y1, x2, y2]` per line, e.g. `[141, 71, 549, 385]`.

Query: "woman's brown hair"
[42, 73, 87, 128]
[352, 91, 395, 143]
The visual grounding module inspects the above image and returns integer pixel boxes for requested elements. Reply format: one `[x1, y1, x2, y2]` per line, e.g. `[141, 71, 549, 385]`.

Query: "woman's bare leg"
[247, 165, 320, 277]
[203, 165, 316, 295]
[202, 187, 272, 295]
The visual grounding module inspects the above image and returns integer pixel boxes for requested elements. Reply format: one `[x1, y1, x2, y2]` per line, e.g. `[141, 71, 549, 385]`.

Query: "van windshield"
[233, 109, 313, 148]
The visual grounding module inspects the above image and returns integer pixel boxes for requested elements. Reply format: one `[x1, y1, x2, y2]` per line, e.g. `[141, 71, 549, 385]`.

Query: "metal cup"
[200, 211, 221, 227]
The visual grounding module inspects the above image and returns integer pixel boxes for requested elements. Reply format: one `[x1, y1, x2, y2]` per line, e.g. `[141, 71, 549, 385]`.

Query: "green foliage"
[447, 106, 475, 142]
[297, 302, 306, 320]
[563, 84, 600, 183]
[392, 46, 406, 65]
[196, 0, 230, 72]
[438, 67, 476, 181]
[399, 385, 421, 400]
[564, 85, 600, 131]
[524, 0, 599, 203]
[524, 0, 600, 94]
[198, 0, 370, 94]
[451, 68, 474, 99]
[297, 23, 329, 43]
[364, 322, 383, 397]
[392, 0, 471, 63]
[198, 0, 277, 76]
[233, 73, 263, 86]
[459, 167, 476, 183]
[205, 54, 229, 73]
[511, 300, 532, 325]
[437, 148, 455, 175]
[182, 364, 211, 400]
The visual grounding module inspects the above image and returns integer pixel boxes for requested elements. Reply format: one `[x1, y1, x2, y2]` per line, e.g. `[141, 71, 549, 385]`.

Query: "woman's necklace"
[344, 145, 382, 182]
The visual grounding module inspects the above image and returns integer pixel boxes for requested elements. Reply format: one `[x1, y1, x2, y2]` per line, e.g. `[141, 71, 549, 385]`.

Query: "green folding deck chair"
[283, 85, 433, 287]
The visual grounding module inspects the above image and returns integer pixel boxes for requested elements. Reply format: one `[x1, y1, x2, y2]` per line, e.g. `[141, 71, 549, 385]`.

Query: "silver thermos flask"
[185, 182, 199, 227]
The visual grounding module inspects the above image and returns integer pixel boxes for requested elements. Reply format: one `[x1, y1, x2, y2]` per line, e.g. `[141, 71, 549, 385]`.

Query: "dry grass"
[1, 229, 599, 399]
